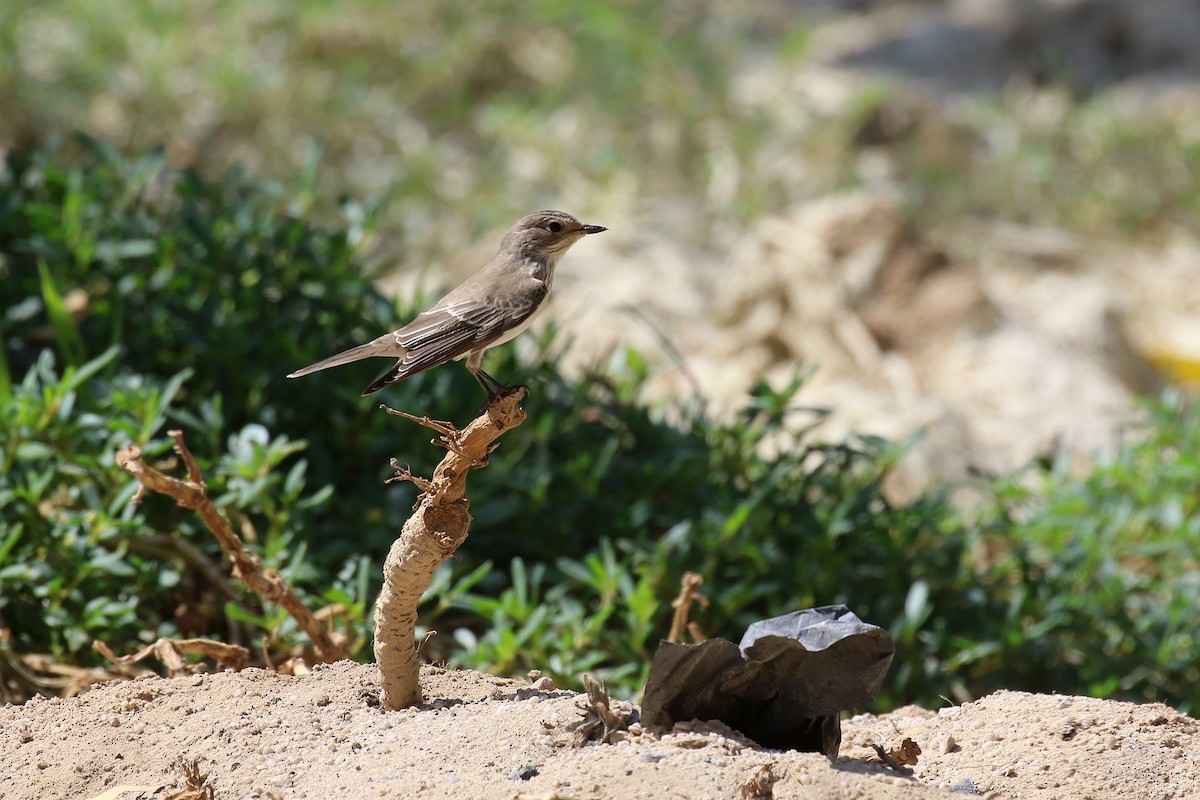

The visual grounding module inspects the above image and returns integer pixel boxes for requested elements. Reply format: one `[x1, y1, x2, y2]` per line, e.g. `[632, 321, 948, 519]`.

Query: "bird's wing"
[388, 281, 548, 380]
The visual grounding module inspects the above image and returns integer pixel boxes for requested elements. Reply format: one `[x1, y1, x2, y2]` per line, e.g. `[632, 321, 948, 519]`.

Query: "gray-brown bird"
[287, 210, 606, 398]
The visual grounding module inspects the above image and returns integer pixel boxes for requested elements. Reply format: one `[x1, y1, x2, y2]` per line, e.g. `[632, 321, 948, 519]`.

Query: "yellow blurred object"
[1145, 348, 1200, 387]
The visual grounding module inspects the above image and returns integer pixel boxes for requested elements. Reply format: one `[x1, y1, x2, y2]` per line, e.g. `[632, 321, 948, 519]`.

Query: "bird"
[287, 210, 607, 399]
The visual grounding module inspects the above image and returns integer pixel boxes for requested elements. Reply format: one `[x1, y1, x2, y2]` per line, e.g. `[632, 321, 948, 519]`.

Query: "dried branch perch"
[116, 430, 347, 663]
[373, 389, 528, 709]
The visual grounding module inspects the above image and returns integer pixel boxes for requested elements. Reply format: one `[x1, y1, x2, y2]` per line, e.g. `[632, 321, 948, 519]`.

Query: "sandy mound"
[3, 662, 1197, 799]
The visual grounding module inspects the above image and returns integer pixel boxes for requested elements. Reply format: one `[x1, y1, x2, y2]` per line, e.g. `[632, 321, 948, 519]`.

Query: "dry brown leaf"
[869, 736, 922, 774]
[84, 787, 158, 800]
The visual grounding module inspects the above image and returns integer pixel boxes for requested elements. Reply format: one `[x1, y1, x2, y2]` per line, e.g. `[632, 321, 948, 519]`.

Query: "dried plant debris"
[737, 763, 780, 800]
[667, 571, 708, 644]
[94, 637, 249, 677]
[84, 787, 159, 800]
[1, 650, 148, 702]
[570, 674, 635, 746]
[869, 737, 921, 775]
[168, 758, 216, 800]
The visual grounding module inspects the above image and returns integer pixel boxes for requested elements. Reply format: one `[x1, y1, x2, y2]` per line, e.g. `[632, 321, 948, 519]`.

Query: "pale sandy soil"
[3, 662, 1197, 800]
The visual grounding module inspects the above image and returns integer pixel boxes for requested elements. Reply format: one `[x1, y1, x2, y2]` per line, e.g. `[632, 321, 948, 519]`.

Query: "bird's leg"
[467, 352, 528, 412]
[467, 367, 528, 414]
[477, 367, 529, 402]
[468, 365, 500, 403]
[476, 367, 512, 393]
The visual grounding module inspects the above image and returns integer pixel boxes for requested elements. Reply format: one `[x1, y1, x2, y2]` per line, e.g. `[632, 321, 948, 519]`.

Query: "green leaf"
[60, 346, 121, 395]
[0, 342, 11, 400]
[224, 602, 271, 629]
[15, 442, 53, 460]
[37, 261, 86, 367]
[0, 524, 24, 565]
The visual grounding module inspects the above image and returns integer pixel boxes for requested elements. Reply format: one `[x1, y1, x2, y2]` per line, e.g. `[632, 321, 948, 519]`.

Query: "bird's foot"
[475, 383, 528, 415]
[498, 382, 529, 401]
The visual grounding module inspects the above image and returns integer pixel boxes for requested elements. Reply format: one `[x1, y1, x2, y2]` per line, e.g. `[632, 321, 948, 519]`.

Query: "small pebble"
[939, 734, 958, 754]
[507, 764, 539, 781]
[949, 777, 979, 795]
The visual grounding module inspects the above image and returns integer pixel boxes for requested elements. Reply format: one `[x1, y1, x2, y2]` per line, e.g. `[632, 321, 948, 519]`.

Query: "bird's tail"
[361, 364, 408, 396]
[287, 338, 403, 379]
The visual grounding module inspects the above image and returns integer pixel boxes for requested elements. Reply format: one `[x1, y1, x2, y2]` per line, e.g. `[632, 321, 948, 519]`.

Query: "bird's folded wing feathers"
[389, 284, 547, 379]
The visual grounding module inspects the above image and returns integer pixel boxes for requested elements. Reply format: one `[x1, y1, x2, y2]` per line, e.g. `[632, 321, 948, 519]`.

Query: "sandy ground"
[3, 662, 1197, 800]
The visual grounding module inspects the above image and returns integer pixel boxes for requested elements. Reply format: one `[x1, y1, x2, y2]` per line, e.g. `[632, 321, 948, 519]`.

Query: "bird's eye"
[547, 222, 563, 233]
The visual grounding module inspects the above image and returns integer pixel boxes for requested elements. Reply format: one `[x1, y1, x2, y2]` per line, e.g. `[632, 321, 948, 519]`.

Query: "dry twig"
[869, 737, 921, 775]
[93, 637, 249, 677]
[116, 430, 347, 663]
[1, 650, 147, 700]
[667, 571, 708, 644]
[373, 389, 528, 709]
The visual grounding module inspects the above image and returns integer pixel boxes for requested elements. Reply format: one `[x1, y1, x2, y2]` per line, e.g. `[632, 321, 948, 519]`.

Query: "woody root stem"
[373, 388, 528, 709]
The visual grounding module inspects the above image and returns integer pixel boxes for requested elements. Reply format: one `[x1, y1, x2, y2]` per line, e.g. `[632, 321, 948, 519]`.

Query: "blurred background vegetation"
[1, 0, 1198, 712]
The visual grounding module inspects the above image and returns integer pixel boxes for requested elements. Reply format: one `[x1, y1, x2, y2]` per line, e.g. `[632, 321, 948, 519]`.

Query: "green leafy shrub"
[1, 138, 484, 568]
[0, 346, 362, 666]
[961, 390, 1200, 711]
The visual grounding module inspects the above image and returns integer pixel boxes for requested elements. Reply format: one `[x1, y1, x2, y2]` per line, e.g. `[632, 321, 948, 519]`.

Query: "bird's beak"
[580, 224, 607, 235]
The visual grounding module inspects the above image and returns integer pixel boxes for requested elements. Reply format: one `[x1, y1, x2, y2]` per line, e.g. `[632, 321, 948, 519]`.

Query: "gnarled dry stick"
[93, 637, 250, 677]
[374, 389, 528, 709]
[116, 430, 347, 663]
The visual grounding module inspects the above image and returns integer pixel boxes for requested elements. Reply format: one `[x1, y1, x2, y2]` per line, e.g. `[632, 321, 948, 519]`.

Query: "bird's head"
[503, 210, 606, 261]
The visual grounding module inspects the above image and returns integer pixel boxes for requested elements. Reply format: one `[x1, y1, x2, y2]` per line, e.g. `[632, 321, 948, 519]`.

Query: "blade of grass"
[0, 341, 11, 399]
[37, 261, 86, 367]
